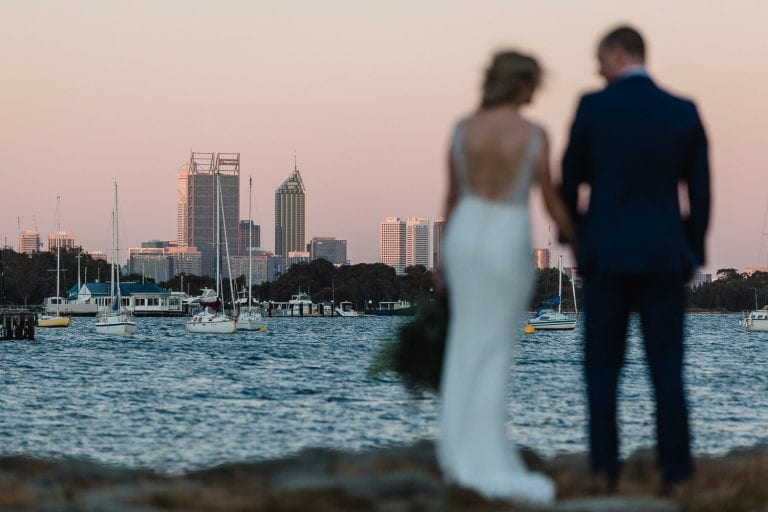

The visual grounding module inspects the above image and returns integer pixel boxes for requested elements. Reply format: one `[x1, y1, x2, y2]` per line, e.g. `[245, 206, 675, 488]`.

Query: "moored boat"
[95, 183, 137, 336]
[528, 249, 577, 331]
[369, 300, 414, 316]
[740, 307, 768, 332]
[38, 196, 71, 329]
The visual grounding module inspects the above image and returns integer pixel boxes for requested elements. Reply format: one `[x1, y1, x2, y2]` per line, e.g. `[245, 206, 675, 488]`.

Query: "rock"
[556, 497, 679, 512]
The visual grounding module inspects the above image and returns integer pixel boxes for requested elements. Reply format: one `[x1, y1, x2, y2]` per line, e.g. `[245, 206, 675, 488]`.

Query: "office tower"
[18, 229, 41, 254]
[176, 168, 189, 247]
[310, 237, 347, 265]
[379, 217, 406, 275]
[274, 164, 306, 261]
[533, 248, 551, 270]
[177, 152, 240, 277]
[406, 217, 430, 269]
[47, 232, 75, 251]
[432, 217, 445, 270]
[238, 220, 261, 256]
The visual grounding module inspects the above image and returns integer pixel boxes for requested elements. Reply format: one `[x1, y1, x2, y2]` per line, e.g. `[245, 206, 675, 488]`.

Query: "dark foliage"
[0, 248, 111, 306]
[688, 270, 768, 311]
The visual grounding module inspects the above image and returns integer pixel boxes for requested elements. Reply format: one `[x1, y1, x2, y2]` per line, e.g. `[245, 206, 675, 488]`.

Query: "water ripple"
[0, 313, 765, 471]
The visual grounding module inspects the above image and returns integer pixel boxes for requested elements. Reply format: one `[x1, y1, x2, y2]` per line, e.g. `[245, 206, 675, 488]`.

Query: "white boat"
[529, 249, 578, 331]
[186, 171, 236, 334]
[740, 308, 768, 331]
[38, 196, 71, 328]
[265, 291, 334, 317]
[95, 183, 137, 336]
[236, 176, 264, 331]
[335, 301, 361, 317]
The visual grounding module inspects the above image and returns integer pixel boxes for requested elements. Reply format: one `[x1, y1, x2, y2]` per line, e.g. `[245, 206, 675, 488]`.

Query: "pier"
[0, 308, 37, 340]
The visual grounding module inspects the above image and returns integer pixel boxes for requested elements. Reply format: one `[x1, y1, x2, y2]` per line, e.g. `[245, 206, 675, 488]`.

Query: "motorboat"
[335, 301, 361, 317]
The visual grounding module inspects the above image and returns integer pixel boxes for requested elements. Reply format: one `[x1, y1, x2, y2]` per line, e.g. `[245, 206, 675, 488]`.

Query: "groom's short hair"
[600, 26, 645, 59]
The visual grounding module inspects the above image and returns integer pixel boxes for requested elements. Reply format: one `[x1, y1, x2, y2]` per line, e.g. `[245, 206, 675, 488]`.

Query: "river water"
[0, 314, 765, 472]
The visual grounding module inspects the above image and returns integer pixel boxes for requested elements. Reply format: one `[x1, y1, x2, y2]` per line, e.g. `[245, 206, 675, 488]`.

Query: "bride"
[438, 51, 575, 503]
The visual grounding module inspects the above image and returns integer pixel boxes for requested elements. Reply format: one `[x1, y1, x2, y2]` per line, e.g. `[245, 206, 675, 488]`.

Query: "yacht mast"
[248, 176, 253, 309]
[215, 170, 221, 297]
[114, 182, 121, 304]
[558, 248, 563, 314]
[55, 196, 61, 315]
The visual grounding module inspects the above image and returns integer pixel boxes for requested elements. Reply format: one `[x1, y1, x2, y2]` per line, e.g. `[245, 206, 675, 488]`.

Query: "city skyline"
[2, 2, 768, 274]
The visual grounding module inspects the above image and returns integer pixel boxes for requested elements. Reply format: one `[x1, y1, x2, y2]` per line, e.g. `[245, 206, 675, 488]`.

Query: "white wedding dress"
[438, 120, 555, 504]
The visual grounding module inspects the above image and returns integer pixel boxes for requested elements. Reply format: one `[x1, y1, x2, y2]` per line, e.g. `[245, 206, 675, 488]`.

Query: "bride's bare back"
[460, 107, 538, 201]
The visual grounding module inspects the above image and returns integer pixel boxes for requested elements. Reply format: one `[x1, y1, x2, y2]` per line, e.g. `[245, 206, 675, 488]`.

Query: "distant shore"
[2, 441, 766, 511]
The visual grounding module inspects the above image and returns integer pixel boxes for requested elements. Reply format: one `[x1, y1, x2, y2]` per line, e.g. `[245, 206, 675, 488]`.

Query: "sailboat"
[237, 176, 264, 330]
[38, 196, 72, 328]
[185, 170, 236, 333]
[528, 248, 578, 330]
[95, 183, 137, 336]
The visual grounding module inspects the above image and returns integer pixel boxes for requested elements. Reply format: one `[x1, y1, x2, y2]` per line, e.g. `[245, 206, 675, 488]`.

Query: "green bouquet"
[370, 295, 449, 393]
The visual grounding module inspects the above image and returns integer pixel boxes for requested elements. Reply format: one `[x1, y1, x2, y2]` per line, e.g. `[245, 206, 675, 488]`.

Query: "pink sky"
[2, 1, 767, 273]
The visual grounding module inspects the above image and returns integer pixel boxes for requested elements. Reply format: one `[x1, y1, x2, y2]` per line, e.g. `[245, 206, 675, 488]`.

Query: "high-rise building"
[274, 165, 306, 262]
[48, 232, 75, 251]
[18, 229, 41, 254]
[533, 248, 551, 270]
[238, 220, 261, 257]
[432, 217, 445, 270]
[406, 217, 430, 269]
[287, 250, 311, 268]
[128, 243, 202, 279]
[177, 152, 240, 276]
[379, 217, 406, 275]
[176, 168, 189, 247]
[310, 237, 347, 265]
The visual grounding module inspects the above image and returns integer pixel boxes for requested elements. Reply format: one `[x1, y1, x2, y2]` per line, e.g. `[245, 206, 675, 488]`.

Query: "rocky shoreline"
[2, 442, 767, 511]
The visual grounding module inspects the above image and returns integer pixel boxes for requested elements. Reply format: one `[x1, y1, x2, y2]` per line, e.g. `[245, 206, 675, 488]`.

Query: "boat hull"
[741, 319, 768, 332]
[369, 309, 414, 317]
[236, 310, 264, 330]
[38, 316, 71, 328]
[528, 320, 577, 330]
[185, 318, 236, 333]
[95, 321, 137, 336]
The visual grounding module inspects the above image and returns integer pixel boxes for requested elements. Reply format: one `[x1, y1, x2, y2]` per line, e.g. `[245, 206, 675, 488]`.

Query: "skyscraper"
[47, 232, 75, 251]
[310, 236, 347, 265]
[533, 248, 551, 270]
[18, 229, 41, 254]
[274, 164, 306, 262]
[379, 217, 406, 275]
[432, 217, 445, 270]
[177, 152, 240, 277]
[406, 217, 430, 269]
[238, 220, 261, 256]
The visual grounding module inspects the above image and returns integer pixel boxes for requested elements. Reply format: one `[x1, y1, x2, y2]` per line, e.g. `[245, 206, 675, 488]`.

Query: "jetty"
[0, 308, 37, 340]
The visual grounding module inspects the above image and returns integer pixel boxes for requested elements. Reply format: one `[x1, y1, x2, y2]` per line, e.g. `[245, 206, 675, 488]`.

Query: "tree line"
[7, 246, 760, 313]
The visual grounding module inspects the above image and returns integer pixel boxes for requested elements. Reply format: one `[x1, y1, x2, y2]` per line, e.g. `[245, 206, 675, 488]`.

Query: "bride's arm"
[535, 130, 576, 244]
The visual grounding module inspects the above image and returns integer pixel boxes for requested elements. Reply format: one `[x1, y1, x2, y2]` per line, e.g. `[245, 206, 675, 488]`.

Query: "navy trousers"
[583, 273, 693, 484]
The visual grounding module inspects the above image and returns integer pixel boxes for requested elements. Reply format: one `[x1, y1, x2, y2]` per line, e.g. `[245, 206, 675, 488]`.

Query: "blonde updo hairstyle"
[481, 51, 542, 109]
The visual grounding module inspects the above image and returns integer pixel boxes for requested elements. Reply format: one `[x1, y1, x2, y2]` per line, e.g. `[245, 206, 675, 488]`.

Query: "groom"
[561, 26, 710, 490]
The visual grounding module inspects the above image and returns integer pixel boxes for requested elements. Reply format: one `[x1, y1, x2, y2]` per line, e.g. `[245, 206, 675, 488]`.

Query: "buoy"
[523, 324, 535, 334]
[258, 326, 267, 333]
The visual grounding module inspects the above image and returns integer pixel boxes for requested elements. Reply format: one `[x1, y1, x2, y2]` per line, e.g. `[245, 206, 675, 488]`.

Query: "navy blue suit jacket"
[561, 75, 710, 278]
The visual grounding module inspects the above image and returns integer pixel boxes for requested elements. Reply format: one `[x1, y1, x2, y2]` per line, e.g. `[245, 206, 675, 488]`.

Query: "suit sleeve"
[684, 104, 710, 266]
[561, 97, 590, 225]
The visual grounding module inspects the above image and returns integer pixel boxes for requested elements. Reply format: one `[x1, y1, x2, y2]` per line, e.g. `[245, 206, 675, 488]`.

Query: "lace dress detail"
[437, 119, 554, 504]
